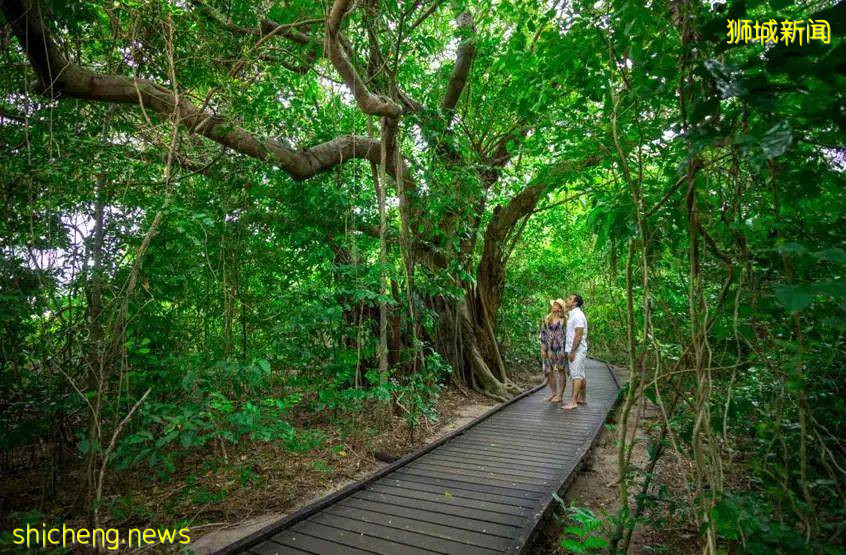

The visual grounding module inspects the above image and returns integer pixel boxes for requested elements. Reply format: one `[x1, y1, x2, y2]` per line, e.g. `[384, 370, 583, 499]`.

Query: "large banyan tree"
[2, 0, 604, 399]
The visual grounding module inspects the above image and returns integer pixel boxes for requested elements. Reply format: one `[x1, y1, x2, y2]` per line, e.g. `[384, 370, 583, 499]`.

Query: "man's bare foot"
[577, 400, 587, 405]
[562, 403, 578, 410]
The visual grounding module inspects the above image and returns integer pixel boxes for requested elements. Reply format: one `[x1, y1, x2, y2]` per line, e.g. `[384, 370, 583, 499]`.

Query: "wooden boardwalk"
[217, 359, 620, 555]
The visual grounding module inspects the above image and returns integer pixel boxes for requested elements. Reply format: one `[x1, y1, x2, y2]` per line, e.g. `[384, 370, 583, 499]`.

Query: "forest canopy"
[1, 0, 844, 552]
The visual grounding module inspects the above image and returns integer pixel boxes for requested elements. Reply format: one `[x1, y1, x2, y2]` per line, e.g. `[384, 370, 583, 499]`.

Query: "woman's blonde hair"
[544, 299, 567, 324]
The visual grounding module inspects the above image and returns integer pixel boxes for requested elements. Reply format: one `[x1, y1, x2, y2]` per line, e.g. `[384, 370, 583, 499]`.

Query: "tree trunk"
[425, 181, 552, 399]
[432, 294, 511, 400]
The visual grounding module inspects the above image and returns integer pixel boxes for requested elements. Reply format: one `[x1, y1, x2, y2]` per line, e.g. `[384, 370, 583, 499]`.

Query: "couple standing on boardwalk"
[539, 295, 588, 410]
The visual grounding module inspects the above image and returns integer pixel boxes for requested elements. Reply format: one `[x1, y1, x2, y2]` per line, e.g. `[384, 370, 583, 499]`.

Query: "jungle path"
[215, 359, 620, 555]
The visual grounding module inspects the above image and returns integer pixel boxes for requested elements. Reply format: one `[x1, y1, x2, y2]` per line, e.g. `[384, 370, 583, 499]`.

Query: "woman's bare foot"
[550, 396, 562, 403]
[562, 403, 578, 410]
[576, 400, 587, 405]
[544, 394, 555, 401]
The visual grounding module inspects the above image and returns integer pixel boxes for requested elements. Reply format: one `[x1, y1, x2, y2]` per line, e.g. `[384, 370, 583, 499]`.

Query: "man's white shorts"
[569, 351, 587, 380]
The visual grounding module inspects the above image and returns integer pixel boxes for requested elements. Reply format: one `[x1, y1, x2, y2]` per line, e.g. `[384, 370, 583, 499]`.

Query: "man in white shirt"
[562, 294, 588, 410]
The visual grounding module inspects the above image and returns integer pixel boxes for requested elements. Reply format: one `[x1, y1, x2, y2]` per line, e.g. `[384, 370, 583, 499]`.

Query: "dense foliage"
[1, 0, 843, 551]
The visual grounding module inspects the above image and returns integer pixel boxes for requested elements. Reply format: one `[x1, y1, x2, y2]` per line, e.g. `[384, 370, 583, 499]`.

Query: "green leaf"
[711, 500, 741, 540]
[584, 518, 601, 532]
[813, 248, 846, 264]
[773, 283, 815, 312]
[583, 536, 609, 549]
[704, 59, 747, 98]
[560, 538, 587, 553]
[777, 242, 807, 255]
[813, 279, 846, 298]
[564, 525, 588, 538]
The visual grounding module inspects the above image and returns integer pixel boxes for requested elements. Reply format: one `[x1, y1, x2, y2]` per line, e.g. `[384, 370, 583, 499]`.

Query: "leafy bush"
[552, 494, 610, 554]
[111, 358, 306, 473]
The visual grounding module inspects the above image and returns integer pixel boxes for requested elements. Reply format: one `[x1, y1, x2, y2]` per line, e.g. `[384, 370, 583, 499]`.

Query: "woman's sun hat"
[550, 298, 567, 309]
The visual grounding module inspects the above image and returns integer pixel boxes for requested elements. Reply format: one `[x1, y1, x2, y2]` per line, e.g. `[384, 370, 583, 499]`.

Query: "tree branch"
[486, 155, 602, 243]
[260, 19, 323, 46]
[475, 127, 528, 189]
[2, 0, 397, 181]
[399, 11, 476, 168]
[475, 155, 601, 315]
[189, 0, 260, 35]
[189, 0, 320, 46]
[408, 0, 445, 33]
[441, 11, 476, 116]
[324, 0, 402, 117]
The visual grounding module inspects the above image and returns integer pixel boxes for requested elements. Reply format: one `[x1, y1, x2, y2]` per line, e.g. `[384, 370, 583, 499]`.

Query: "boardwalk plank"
[433, 445, 565, 465]
[427, 452, 560, 472]
[406, 462, 554, 489]
[336, 497, 521, 539]
[409, 457, 557, 480]
[449, 438, 575, 457]
[266, 533, 373, 555]
[387, 471, 543, 502]
[247, 541, 311, 555]
[468, 425, 576, 439]
[397, 466, 552, 493]
[470, 422, 592, 433]
[286, 521, 437, 555]
[366, 483, 532, 516]
[453, 432, 581, 447]
[324, 504, 513, 550]
[475, 421, 598, 434]
[375, 476, 539, 508]
[447, 436, 577, 451]
[473, 427, 593, 439]
[309, 513, 500, 555]
[353, 490, 527, 527]
[492, 412, 607, 422]
[461, 430, 588, 446]
[482, 418, 599, 429]
[498, 417, 597, 424]
[422, 452, 558, 473]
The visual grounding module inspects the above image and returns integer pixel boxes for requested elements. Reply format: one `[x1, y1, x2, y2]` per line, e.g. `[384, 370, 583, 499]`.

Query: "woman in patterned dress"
[539, 299, 568, 402]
